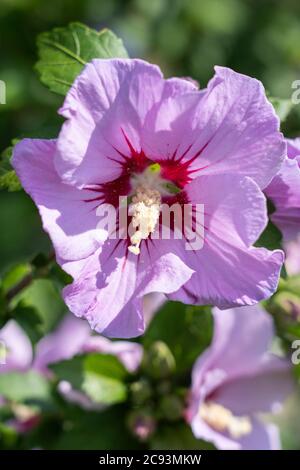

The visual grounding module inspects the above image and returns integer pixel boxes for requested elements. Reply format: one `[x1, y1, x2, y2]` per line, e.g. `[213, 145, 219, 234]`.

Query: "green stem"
[5, 272, 34, 302]
[5, 252, 55, 302]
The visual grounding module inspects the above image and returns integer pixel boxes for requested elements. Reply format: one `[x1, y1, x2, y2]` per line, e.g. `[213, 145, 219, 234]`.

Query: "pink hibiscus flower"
[13, 59, 285, 337]
[33, 314, 143, 410]
[33, 314, 143, 375]
[0, 315, 142, 415]
[265, 137, 300, 243]
[186, 305, 293, 450]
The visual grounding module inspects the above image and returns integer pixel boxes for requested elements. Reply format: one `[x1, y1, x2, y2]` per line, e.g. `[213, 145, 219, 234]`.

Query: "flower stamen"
[199, 401, 252, 439]
[128, 186, 161, 255]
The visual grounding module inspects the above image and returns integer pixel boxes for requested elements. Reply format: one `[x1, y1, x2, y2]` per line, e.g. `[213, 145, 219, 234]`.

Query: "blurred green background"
[0, 0, 300, 449]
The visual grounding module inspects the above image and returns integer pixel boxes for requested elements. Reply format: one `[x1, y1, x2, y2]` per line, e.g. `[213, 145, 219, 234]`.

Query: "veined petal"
[82, 336, 143, 373]
[143, 66, 285, 189]
[189, 305, 278, 406]
[12, 139, 107, 262]
[63, 239, 193, 338]
[55, 59, 197, 187]
[188, 306, 291, 450]
[63, 242, 140, 337]
[169, 174, 284, 308]
[286, 137, 300, 159]
[266, 157, 300, 242]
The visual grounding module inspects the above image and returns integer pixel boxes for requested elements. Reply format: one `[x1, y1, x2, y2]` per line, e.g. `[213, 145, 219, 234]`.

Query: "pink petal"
[266, 157, 300, 242]
[55, 59, 197, 187]
[83, 336, 143, 372]
[64, 239, 193, 338]
[190, 413, 240, 450]
[191, 417, 281, 450]
[189, 305, 277, 398]
[238, 418, 281, 450]
[143, 66, 285, 189]
[284, 235, 300, 276]
[0, 321, 33, 372]
[34, 315, 91, 373]
[286, 137, 300, 159]
[12, 139, 107, 262]
[214, 356, 293, 414]
[169, 174, 284, 308]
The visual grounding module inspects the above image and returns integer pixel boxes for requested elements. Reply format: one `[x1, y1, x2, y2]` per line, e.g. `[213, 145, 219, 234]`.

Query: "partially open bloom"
[13, 59, 285, 337]
[186, 305, 293, 450]
[0, 320, 33, 373]
[0, 315, 142, 414]
[33, 314, 143, 409]
[265, 138, 300, 243]
[33, 314, 143, 375]
[0, 321, 37, 432]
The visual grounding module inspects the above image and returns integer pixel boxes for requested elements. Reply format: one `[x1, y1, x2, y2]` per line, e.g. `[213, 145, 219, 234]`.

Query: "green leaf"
[0, 264, 32, 326]
[255, 220, 283, 251]
[12, 301, 44, 344]
[1, 263, 32, 293]
[48, 263, 72, 288]
[16, 279, 67, 334]
[143, 302, 213, 376]
[0, 371, 50, 402]
[83, 353, 128, 405]
[51, 353, 128, 406]
[50, 356, 84, 390]
[1, 263, 64, 341]
[0, 144, 21, 192]
[82, 373, 127, 405]
[84, 352, 128, 381]
[36, 22, 129, 96]
[270, 97, 294, 123]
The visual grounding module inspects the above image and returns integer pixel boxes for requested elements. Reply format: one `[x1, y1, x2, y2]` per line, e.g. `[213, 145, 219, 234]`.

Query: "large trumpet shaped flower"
[187, 305, 293, 450]
[13, 59, 285, 337]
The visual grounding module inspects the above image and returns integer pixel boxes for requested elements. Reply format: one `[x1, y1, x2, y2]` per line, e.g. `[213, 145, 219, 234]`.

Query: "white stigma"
[199, 401, 252, 439]
[128, 185, 161, 255]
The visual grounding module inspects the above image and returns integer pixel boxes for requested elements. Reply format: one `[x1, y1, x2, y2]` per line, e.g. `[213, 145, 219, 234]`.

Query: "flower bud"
[143, 341, 176, 380]
[127, 410, 156, 442]
[130, 379, 153, 406]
